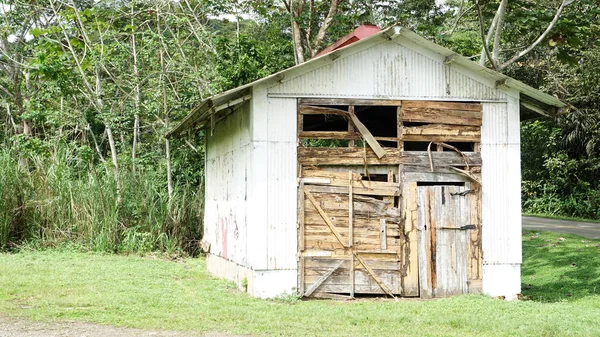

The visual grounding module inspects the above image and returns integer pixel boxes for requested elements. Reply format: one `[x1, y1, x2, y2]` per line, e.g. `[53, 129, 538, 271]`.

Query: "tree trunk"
[131, 7, 141, 175]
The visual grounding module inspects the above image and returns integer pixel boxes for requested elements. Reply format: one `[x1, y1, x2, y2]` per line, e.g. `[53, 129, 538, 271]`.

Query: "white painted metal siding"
[205, 103, 251, 267]
[480, 95, 522, 265]
[266, 98, 298, 270]
[268, 37, 506, 102]
[247, 86, 298, 271]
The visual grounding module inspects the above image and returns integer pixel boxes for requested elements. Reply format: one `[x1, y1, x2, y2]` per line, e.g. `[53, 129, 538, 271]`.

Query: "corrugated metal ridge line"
[268, 94, 507, 102]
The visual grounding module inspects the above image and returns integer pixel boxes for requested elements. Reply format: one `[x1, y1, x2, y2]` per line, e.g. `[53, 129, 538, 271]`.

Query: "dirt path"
[0, 315, 245, 337]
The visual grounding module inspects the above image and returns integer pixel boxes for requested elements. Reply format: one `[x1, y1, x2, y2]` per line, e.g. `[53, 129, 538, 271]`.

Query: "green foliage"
[0, 149, 202, 255]
[211, 19, 295, 91]
[521, 120, 600, 219]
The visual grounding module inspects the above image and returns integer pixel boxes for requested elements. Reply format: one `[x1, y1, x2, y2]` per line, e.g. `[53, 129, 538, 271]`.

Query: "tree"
[474, 0, 578, 71]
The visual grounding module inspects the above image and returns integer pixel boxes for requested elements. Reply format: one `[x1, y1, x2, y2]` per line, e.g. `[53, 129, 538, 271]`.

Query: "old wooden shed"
[168, 25, 564, 300]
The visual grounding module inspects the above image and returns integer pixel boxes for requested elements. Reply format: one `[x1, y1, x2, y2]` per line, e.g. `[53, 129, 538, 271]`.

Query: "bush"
[521, 120, 600, 219]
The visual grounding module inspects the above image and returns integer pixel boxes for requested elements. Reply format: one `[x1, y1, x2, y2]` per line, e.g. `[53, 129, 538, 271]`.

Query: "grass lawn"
[0, 231, 599, 337]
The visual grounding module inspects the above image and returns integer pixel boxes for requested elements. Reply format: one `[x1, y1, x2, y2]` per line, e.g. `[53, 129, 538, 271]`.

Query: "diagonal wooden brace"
[353, 252, 397, 298]
[304, 189, 348, 248]
[304, 260, 345, 297]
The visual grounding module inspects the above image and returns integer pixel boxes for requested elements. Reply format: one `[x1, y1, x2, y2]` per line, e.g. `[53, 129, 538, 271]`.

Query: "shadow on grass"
[521, 230, 600, 302]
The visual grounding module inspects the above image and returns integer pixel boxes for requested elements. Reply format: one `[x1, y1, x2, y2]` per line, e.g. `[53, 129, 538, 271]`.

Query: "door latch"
[460, 224, 477, 230]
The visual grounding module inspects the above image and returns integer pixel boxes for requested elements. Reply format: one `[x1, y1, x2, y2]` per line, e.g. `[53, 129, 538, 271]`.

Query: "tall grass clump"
[0, 149, 203, 255]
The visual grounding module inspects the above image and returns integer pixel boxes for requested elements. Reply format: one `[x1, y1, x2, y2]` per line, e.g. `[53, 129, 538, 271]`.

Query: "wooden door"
[298, 169, 417, 298]
[417, 184, 477, 298]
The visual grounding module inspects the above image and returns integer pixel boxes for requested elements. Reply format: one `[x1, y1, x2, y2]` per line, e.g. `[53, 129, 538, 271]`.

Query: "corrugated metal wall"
[247, 85, 298, 271]
[480, 95, 522, 264]
[269, 37, 505, 101]
[205, 103, 251, 267]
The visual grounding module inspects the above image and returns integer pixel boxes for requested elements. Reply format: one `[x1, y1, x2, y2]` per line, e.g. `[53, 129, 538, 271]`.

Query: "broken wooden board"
[402, 101, 482, 112]
[348, 109, 386, 159]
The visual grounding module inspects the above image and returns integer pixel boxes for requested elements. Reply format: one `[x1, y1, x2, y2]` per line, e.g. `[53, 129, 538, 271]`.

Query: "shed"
[168, 25, 564, 300]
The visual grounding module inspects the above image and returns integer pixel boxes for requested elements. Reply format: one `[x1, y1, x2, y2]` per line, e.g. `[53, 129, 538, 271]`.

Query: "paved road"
[523, 216, 600, 239]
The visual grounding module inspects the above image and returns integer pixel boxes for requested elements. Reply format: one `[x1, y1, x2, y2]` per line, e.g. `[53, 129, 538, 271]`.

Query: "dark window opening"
[361, 173, 389, 182]
[446, 142, 475, 152]
[303, 113, 348, 132]
[354, 106, 398, 138]
[403, 141, 431, 151]
[379, 140, 398, 148]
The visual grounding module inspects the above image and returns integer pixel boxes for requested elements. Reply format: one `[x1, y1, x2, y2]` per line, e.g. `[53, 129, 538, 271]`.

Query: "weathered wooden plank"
[402, 165, 473, 174]
[299, 105, 348, 115]
[402, 151, 481, 166]
[304, 226, 401, 240]
[402, 124, 480, 142]
[354, 253, 396, 297]
[397, 106, 404, 150]
[402, 101, 482, 112]
[402, 108, 482, 126]
[298, 148, 480, 167]
[305, 242, 396, 253]
[303, 193, 400, 221]
[380, 219, 387, 250]
[299, 98, 403, 106]
[299, 255, 305, 295]
[304, 210, 401, 227]
[303, 172, 402, 187]
[310, 284, 396, 295]
[298, 182, 305, 252]
[297, 100, 303, 135]
[304, 190, 348, 248]
[304, 257, 401, 270]
[305, 260, 344, 296]
[402, 182, 420, 297]
[403, 124, 480, 136]
[349, 253, 355, 298]
[298, 147, 402, 165]
[303, 169, 362, 181]
[305, 269, 401, 293]
[299, 131, 359, 140]
[304, 235, 401, 250]
[348, 109, 386, 159]
[417, 186, 432, 299]
[311, 292, 353, 300]
[304, 214, 402, 231]
[402, 172, 470, 183]
[304, 183, 400, 197]
[467, 183, 482, 286]
[348, 171, 354, 248]
[403, 135, 480, 142]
